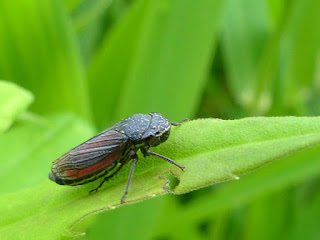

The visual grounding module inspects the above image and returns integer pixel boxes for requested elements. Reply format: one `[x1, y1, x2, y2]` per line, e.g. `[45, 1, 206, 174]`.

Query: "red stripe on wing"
[66, 150, 121, 179]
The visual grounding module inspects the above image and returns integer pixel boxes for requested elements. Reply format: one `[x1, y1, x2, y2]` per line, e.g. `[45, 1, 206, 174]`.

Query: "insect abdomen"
[49, 130, 128, 185]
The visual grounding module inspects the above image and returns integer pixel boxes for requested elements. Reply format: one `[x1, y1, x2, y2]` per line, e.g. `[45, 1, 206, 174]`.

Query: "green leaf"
[88, 0, 224, 129]
[288, 184, 320, 240]
[221, 0, 270, 109]
[275, 0, 320, 113]
[1, 117, 320, 239]
[0, 81, 34, 133]
[0, 0, 91, 120]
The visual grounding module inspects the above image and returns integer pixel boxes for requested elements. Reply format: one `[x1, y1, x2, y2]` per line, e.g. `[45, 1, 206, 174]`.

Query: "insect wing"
[50, 130, 129, 185]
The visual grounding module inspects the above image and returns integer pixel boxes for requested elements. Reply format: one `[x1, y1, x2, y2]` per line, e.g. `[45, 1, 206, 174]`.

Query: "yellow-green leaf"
[0, 81, 34, 133]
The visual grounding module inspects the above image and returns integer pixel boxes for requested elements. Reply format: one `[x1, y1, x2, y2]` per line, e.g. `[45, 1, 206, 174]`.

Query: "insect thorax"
[113, 113, 171, 147]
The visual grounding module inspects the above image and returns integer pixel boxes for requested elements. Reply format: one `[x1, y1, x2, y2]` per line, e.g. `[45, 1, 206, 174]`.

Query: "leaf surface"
[1, 117, 320, 239]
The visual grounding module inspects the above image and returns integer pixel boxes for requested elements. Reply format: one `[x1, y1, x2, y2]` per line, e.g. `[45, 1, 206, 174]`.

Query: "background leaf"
[221, 0, 270, 109]
[0, 81, 34, 133]
[88, 0, 224, 129]
[0, 0, 91, 120]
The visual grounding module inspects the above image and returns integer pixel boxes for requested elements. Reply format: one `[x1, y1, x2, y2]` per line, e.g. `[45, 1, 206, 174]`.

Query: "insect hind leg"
[89, 163, 125, 195]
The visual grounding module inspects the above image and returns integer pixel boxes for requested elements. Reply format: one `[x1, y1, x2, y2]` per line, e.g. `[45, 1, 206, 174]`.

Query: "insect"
[49, 112, 188, 203]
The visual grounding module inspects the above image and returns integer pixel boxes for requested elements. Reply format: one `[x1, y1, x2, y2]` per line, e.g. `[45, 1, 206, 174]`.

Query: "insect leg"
[89, 163, 126, 195]
[121, 154, 138, 204]
[170, 118, 189, 126]
[146, 149, 185, 171]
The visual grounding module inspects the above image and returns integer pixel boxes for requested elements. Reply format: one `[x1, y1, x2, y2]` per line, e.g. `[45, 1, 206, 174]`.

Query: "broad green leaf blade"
[168, 117, 320, 193]
[0, 0, 91, 120]
[2, 117, 320, 239]
[0, 81, 34, 133]
[0, 113, 94, 194]
[88, 0, 224, 129]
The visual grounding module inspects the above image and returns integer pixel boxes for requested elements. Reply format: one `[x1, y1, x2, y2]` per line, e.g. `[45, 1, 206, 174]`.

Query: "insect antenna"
[170, 118, 190, 126]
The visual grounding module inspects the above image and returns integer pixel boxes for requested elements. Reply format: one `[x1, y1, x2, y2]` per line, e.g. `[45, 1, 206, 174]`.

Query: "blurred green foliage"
[1, 0, 320, 239]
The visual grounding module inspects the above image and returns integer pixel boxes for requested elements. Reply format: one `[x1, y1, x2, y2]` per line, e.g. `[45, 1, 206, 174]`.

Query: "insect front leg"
[141, 146, 185, 171]
[140, 144, 150, 158]
[121, 151, 138, 204]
